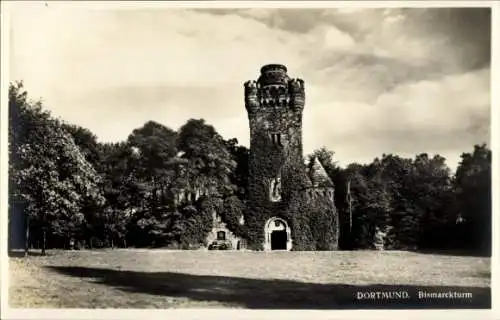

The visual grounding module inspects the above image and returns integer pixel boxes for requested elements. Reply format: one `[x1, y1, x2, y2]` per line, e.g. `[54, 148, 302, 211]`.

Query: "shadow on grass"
[46, 266, 491, 309]
[8, 250, 48, 258]
[414, 249, 491, 258]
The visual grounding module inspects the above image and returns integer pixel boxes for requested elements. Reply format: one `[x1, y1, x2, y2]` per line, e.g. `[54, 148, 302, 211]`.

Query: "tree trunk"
[111, 238, 114, 250]
[41, 228, 47, 256]
[24, 215, 30, 257]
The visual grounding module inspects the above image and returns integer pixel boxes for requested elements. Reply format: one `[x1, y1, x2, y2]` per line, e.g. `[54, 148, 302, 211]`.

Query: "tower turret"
[244, 80, 259, 112]
[289, 78, 305, 111]
[244, 64, 305, 114]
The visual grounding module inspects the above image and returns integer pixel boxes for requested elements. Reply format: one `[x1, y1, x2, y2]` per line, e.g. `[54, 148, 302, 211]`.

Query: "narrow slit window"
[269, 177, 282, 202]
[270, 133, 282, 146]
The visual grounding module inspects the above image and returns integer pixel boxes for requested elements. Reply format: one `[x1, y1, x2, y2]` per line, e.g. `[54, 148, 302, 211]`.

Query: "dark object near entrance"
[208, 240, 232, 250]
[271, 231, 287, 250]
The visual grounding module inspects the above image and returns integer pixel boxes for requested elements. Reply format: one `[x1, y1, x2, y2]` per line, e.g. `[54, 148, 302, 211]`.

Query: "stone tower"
[243, 64, 339, 251]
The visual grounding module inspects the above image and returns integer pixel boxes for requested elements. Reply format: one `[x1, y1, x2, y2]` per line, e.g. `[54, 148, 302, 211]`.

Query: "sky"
[8, 3, 491, 171]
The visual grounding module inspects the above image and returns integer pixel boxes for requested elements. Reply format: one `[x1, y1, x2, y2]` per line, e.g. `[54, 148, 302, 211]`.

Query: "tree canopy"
[8, 82, 492, 256]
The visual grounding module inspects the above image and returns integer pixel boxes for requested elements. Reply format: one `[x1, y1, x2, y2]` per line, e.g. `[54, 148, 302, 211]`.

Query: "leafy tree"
[220, 195, 247, 238]
[175, 120, 240, 246]
[178, 203, 211, 248]
[225, 138, 250, 201]
[344, 152, 458, 251]
[8, 82, 104, 254]
[177, 119, 237, 199]
[306, 147, 337, 172]
[347, 163, 391, 249]
[377, 155, 418, 249]
[62, 123, 101, 167]
[453, 144, 491, 255]
[121, 121, 182, 246]
[411, 154, 454, 249]
[127, 120, 178, 182]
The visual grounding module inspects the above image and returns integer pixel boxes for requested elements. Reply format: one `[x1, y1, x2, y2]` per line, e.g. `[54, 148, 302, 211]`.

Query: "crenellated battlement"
[244, 64, 305, 113]
[244, 80, 258, 88]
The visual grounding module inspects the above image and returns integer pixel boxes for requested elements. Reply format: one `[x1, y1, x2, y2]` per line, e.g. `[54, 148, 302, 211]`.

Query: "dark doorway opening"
[271, 230, 287, 250]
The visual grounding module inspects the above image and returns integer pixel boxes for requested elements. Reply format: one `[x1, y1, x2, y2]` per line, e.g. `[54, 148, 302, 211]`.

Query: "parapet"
[244, 80, 258, 93]
[258, 64, 290, 87]
[244, 64, 305, 112]
[261, 64, 288, 74]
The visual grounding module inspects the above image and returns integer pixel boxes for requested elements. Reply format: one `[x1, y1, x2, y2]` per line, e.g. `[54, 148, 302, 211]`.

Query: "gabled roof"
[308, 157, 334, 188]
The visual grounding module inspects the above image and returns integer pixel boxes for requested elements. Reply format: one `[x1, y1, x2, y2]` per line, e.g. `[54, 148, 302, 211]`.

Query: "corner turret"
[244, 80, 259, 112]
[289, 78, 305, 111]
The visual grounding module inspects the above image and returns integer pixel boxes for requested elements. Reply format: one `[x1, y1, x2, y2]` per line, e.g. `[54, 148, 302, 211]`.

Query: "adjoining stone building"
[242, 64, 340, 251]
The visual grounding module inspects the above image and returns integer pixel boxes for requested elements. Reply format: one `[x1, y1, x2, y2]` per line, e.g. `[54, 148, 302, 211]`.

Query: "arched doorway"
[264, 217, 292, 251]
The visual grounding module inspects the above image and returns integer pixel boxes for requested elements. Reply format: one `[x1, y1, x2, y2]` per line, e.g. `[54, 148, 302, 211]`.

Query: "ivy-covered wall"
[307, 190, 339, 250]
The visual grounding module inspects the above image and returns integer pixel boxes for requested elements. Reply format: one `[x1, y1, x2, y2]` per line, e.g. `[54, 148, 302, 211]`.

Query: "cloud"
[198, 8, 328, 34]
[304, 68, 490, 169]
[223, 7, 491, 74]
[8, 5, 491, 172]
[306, 52, 441, 104]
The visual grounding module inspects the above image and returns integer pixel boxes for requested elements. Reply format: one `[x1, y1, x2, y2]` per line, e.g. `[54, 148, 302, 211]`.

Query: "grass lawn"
[8, 249, 491, 309]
